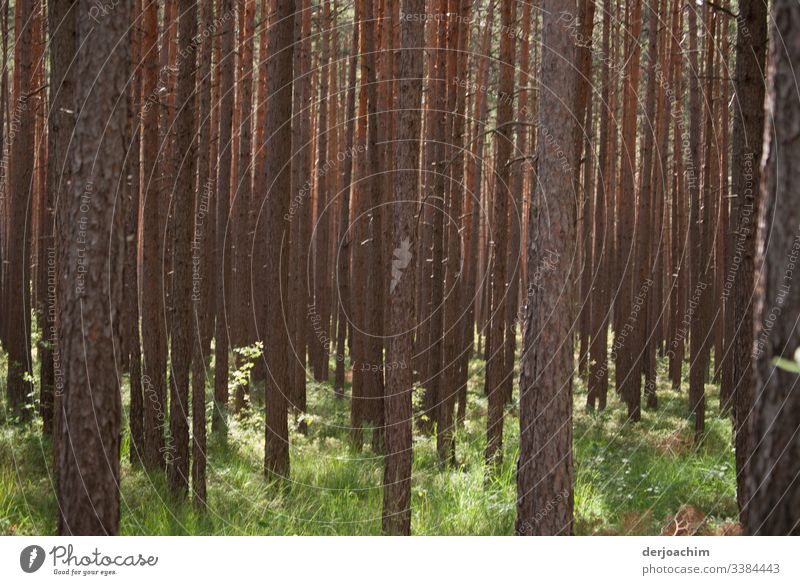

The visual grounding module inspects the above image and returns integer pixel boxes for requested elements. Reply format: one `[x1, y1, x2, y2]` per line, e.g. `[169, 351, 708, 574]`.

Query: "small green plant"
[230, 341, 264, 395]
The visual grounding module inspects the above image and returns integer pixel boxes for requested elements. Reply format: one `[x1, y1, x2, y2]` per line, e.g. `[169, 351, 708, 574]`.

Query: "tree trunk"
[334, 2, 360, 397]
[191, 0, 216, 507]
[614, 0, 641, 420]
[746, 0, 800, 534]
[382, 0, 425, 535]
[167, 0, 198, 498]
[484, 0, 515, 470]
[57, 0, 128, 534]
[726, 0, 767, 530]
[5, 0, 35, 417]
[213, 0, 235, 434]
[516, 0, 578, 536]
[737, 0, 800, 535]
[588, 0, 611, 411]
[262, 0, 294, 479]
[140, 0, 166, 468]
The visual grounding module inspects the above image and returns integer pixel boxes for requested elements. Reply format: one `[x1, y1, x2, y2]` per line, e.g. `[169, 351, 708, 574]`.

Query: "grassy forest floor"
[0, 346, 739, 535]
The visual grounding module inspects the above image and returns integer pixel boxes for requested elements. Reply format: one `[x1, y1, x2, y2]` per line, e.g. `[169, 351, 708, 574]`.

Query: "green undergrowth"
[0, 348, 737, 535]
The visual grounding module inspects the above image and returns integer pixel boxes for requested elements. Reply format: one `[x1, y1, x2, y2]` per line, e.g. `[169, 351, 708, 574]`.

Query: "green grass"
[0, 349, 737, 535]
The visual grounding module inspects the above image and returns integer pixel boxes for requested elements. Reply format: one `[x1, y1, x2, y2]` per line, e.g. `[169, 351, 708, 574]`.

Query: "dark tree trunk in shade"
[745, 0, 799, 536]
[685, 1, 705, 439]
[289, 0, 312, 417]
[57, 0, 128, 535]
[232, 0, 257, 415]
[167, 0, 198, 498]
[140, 0, 166, 468]
[43, 0, 78, 434]
[360, 0, 385, 451]
[262, 0, 294, 479]
[502, 0, 530, 410]
[725, 0, 767, 530]
[334, 2, 360, 397]
[588, 0, 611, 411]
[484, 0, 515, 470]
[456, 0, 495, 428]
[615, 0, 641, 421]
[213, 0, 235, 434]
[516, 0, 577, 536]
[312, 0, 333, 384]
[5, 0, 35, 417]
[632, 0, 658, 413]
[191, 0, 216, 507]
[439, 0, 471, 465]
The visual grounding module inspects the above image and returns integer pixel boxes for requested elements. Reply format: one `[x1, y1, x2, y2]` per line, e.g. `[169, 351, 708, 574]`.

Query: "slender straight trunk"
[159, 1, 178, 332]
[648, 0, 674, 393]
[575, 0, 595, 378]
[438, 0, 470, 465]
[361, 0, 385, 451]
[502, 0, 531, 408]
[42, 0, 77, 434]
[334, 2, 360, 396]
[382, 0, 425, 535]
[167, 0, 198, 498]
[713, 12, 730, 391]
[289, 0, 311, 415]
[262, 0, 294, 479]
[417, 1, 446, 431]
[232, 0, 256, 414]
[632, 0, 658, 415]
[457, 0, 495, 427]
[668, 0, 685, 390]
[57, 0, 128, 534]
[516, 0, 578, 535]
[588, 0, 611, 411]
[684, 0, 704, 435]
[689, 3, 716, 440]
[213, 0, 235, 434]
[484, 0, 515, 470]
[140, 0, 166, 468]
[191, 0, 216, 507]
[717, 3, 732, 409]
[311, 0, 332, 383]
[125, 0, 143, 462]
[0, 0, 7, 352]
[350, 26, 370, 448]
[614, 0, 641, 416]
[5, 0, 35, 416]
[746, 0, 800, 535]
[727, 0, 767, 530]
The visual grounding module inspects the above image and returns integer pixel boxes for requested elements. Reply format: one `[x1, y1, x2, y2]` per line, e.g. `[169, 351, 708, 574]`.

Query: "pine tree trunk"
[262, 0, 294, 479]
[5, 0, 35, 416]
[382, 0, 425, 535]
[57, 0, 128, 534]
[516, 0, 578, 535]
[213, 0, 236, 434]
[614, 0, 641, 419]
[167, 0, 198, 498]
[746, 0, 800, 534]
[484, 0, 515, 470]
[334, 2, 360, 396]
[140, 0, 167, 468]
[588, 0, 611, 411]
[727, 0, 767, 530]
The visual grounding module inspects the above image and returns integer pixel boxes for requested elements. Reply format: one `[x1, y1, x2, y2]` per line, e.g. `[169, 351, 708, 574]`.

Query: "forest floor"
[0, 349, 740, 535]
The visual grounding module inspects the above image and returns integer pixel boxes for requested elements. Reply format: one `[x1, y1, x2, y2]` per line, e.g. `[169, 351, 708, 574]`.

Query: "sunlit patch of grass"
[0, 346, 736, 535]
